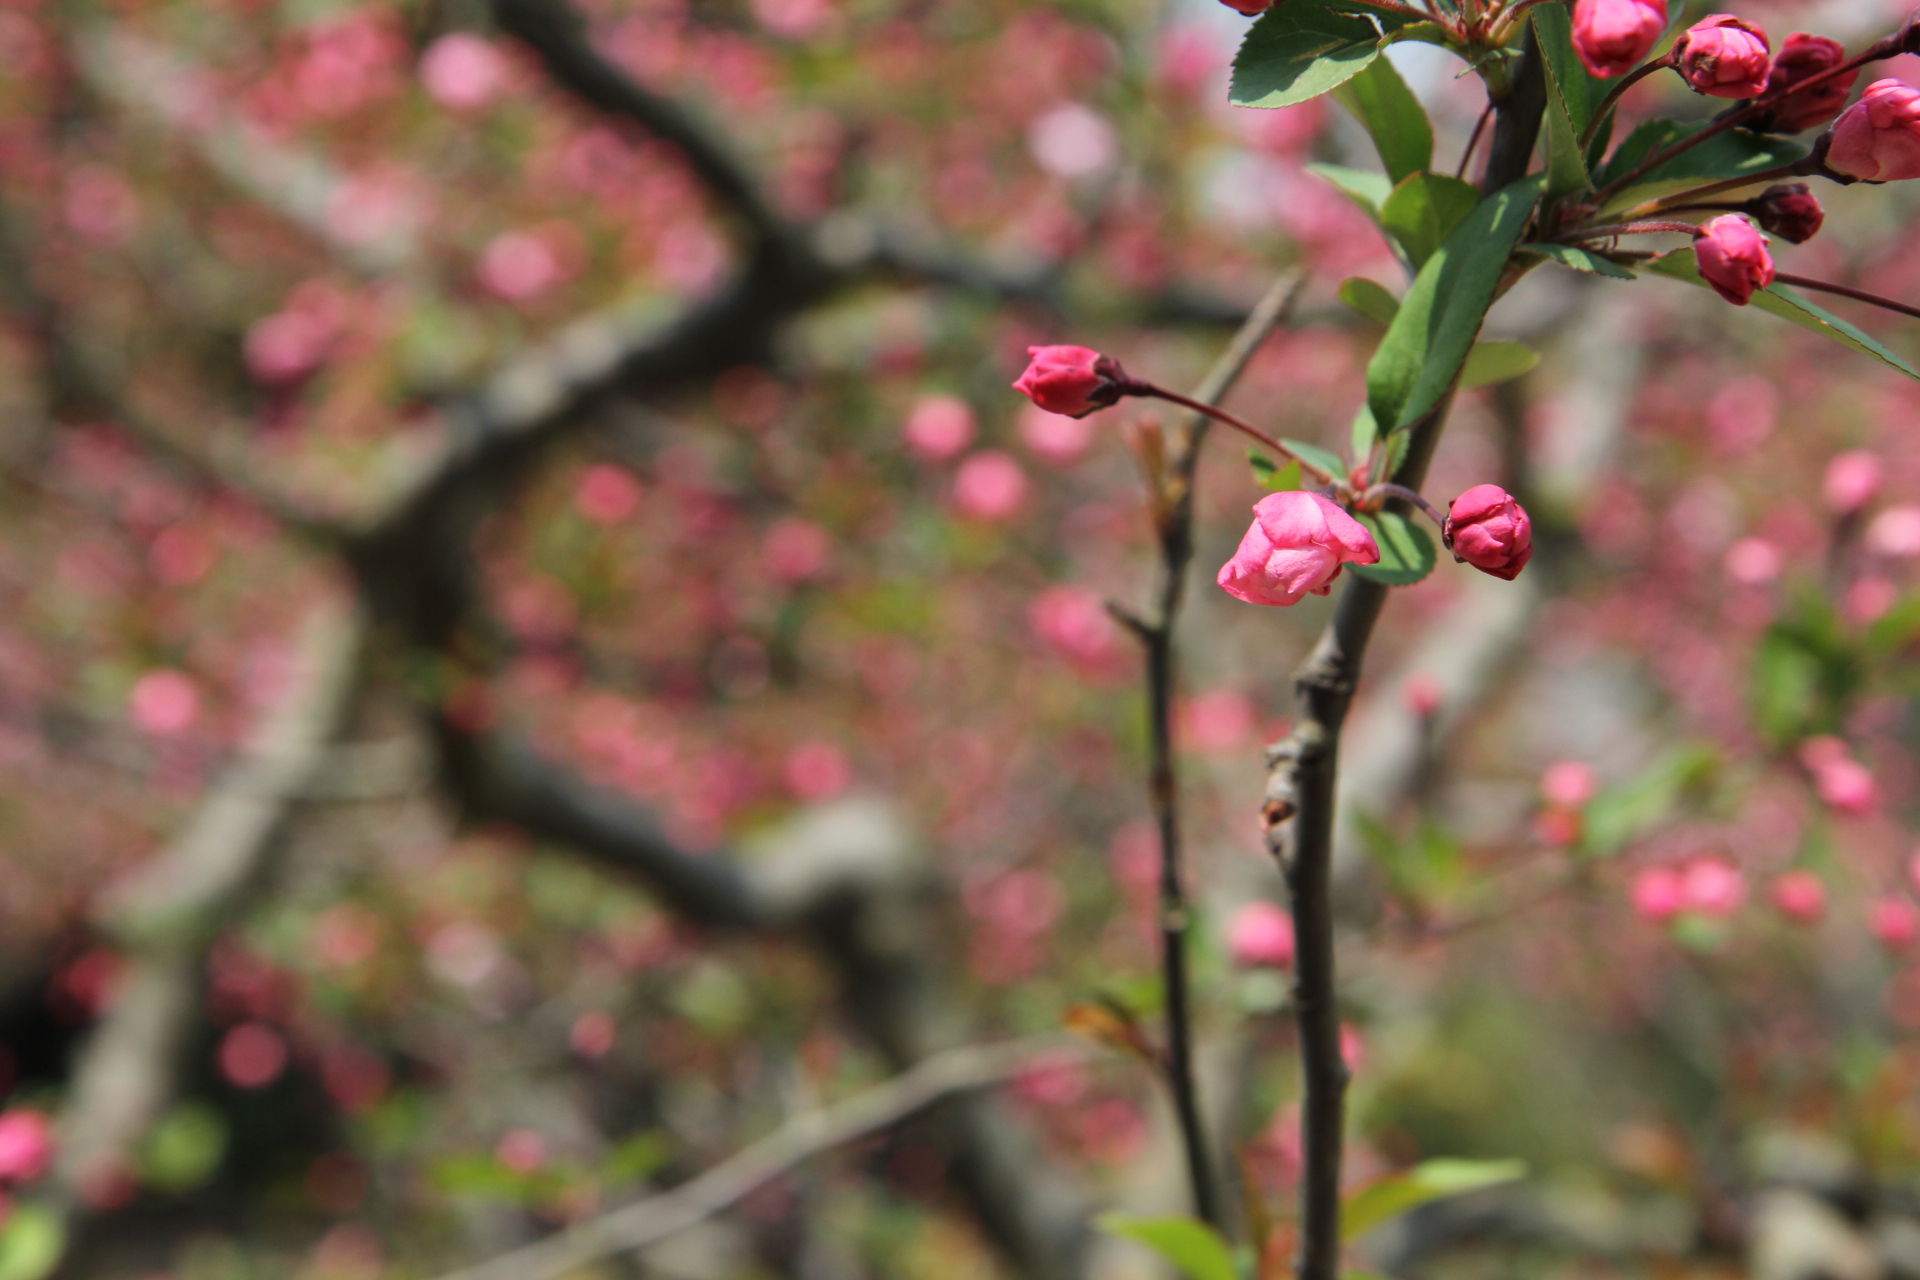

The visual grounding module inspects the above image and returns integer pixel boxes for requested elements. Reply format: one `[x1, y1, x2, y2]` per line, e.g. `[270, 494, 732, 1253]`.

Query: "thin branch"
[1128, 272, 1308, 1233]
[1774, 272, 1920, 322]
[1578, 55, 1671, 152]
[430, 1037, 1091, 1280]
[491, 0, 793, 252]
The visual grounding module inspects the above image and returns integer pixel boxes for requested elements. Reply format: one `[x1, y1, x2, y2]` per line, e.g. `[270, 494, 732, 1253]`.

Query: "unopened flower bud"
[1824, 79, 1920, 182]
[1443, 484, 1533, 580]
[1751, 34, 1857, 133]
[1012, 345, 1132, 419]
[1217, 491, 1379, 607]
[1748, 183, 1824, 243]
[1571, 0, 1669, 79]
[1693, 215, 1775, 305]
[1218, 0, 1273, 13]
[1672, 15, 1772, 100]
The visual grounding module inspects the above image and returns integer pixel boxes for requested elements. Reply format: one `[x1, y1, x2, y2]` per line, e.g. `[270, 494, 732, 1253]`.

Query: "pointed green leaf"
[0, 1208, 64, 1280]
[1367, 175, 1546, 433]
[1340, 277, 1401, 326]
[1251, 451, 1304, 492]
[1282, 437, 1349, 483]
[1231, 2, 1420, 110]
[1380, 172, 1483, 270]
[1459, 340, 1540, 389]
[1536, 23, 1592, 198]
[1336, 54, 1432, 184]
[1642, 249, 1920, 383]
[1520, 243, 1637, 280]
[1343, 1158, 1528, 1241]
[1309, 162, 1395, 221]
[1350, 510, 1436, 586]
[1595, 119, 1806, 216]
[1099, 1215, 1238, 1280]
[1531, 4, 1600, 136]
[1349, 402, 1379, 458]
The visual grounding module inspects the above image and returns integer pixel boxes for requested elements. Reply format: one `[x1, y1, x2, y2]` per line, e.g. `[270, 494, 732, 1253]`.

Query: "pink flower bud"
[1813, 757, 1879, 815]
[1672, 16, 1772, 100]
[1825, 80, 1920, 183]
[1872, 898, 1920, 951]
[1571, 0, 1669, 78]
[1692, 215, 1775, 305]
[1012, 346, 1130, 419]
[1227, 902, 1295, 968]
[1749, 183, 1824, 244]
[1443, 485, 1533, 580]
[1680, 857, 1746, 917]
[1823, 449, 1883, 514]
[0, 1111, 55, 1186]
[1218, 0, 1272, 14]
[1770, 870, 1827, 923]
[1756, 34, 1857, 133]
[1541, 760, 1599, 809]
[1217, 491, 1379, 607]
[1631, 866, 1686, 922]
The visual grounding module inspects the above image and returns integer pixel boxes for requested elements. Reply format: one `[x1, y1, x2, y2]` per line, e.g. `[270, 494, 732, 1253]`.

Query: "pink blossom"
[1028, 103, 1118, 180]
[1632, 866, 1687, 921]
[478, 230, 568, 301]
[571, 1010, 617, 1059]
[1680, 858, 1746, 917]
[1445, 485, 1533, 580]
[1218, 0, 1272, 14]
[1823, 450, 1884, 514]
[785, 740, 851, 801]
[245, 311, 336, 386]
[1724, 537, 1783, 584]
[575, 464, 642, 524]
[1867, 505, 1920, 556]
[1693, 216, 1774, 305]
[1872, 898, 1920, 951]
[495, 1129, 547, 1174]
[63, 165, 139, 247]
[1750, 183, 1824, 244]
[1673, 16, 1772, 100]
[1028, 585, 1119, 667]
[1845, 577, 1898, 625]
[904, 395, 976, 461]
[1813, 757, 1879, 815]
[0, 1111, 55, 1186]
[1770, 870, 1827, 923]
[1217, 491, 1379, 607]
[1012, 346, 1128, 419]
[1019, 403, 1096, 464]
[1340, 1023, 1368, 1072]
[1181, 690, 1255, 752]
[419, 33, 509, 111]
[1541, 761, 1599, 809]
[218, 1023, 288, 1089]
[129, 669, 200, 736]
[752, 0, 834, 40]
[763, 518, 832, 582]
[965, 868, 1064, 938]
[950, 451, 1029, 521]
[1228, 902, 1295, 968]
[1760, 34, 1856, 133]
[1826, 80, 1920, 183]
[1571, 0, 1668, 78]
[1011, 1050, 1089, 1107]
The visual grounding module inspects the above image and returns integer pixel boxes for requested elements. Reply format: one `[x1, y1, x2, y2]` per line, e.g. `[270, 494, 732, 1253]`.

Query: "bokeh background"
[6, 0, 1920, 1276]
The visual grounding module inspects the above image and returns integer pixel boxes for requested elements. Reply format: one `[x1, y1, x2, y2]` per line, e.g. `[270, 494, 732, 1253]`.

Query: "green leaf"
[142, 1102, 228, 1194]
[1519, 243, 1637, 280]
[1459, 340, 1540, 389]
[1282, 437, 1349, 483]
[0, 1208, 64, 1280]
[1642, 250, 1920, 383]
[1367, 175, 1546, 433]
[1536, 23, 1592, 198]
[1251, 450, 1304, 492]
[1351, 510, 1436, 586]
[1336, 55, 1432, 185]
[1099, 1215, 1238, 1280]
[1309, 162, 1395, 221]
[1349, 402, 1380, 458]
[1340, 277, 1401, 326]
[1380, 172, 1483, 271]
[1531, 4, 1600, 136]
[1231, 2, 1419, 110]
[1343, 1158, 1527, 1241]
[1595, 119, 1806, 215]
[1581, 746, 1720, 858]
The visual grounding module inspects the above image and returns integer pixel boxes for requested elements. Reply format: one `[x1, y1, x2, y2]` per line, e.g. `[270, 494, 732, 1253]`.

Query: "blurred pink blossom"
[571, 1010, 617, 1059]
[575, 464, 643, 525]
[129, 670, 200, 736]
[0, 1111, 55, 1186]
[479, 230, 569, 301]
[1873, 898, 1920, 951]
[1181, 690, 1255, 752]
[653, 219, 729, 294]
[904, 395, 976, 461]
[1844, 576, 1898, 624]
[419, 33, 509, 111]
[219, 1023, 289, 1089]
[1541, 760, 1599, 809]
[1028, 585, 1119, 667]
[1705, 378, 1777, 453]
[763, 518, 832, 582]
[1770, 870, 1826, 923]
[950, 451, 1029, 521]
[752, 0, 834, 39]
[1011, 1050, 1088, 1107]
[1027, 103, 1118, 180]
[1631, 866, 1686, 921]
[1018, 402, 1096, 464]
[1868, 505, 1920, 556]
[1228, 902, 1295, 968]
[150, 526, 218, 586]
[495, 1129, 547, 1173]
[1403, 674, 1442, 718]
[1680, 858, 1747, 917]
[1724, 537, 1783, 584]
[62, 165, 139, 247]
[1824, 450, 1884, 515]
[288, 8, 406, 118]
[785, 740, 851, 801]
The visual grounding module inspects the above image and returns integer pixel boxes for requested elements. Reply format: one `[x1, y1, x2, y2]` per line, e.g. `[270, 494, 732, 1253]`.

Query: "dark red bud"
[1749, 183, 1825, 243]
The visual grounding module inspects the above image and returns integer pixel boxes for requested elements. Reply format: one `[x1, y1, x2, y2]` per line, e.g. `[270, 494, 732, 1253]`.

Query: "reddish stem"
[1775, 272, 1920, 322]
[1133, 384, 1341, 485]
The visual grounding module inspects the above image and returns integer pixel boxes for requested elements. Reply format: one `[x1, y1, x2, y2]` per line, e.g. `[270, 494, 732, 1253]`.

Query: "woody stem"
[1615, 161, 1813, 220]
[1775, 272, 1920, 322]
[1363, 483, 1446, 528]
[1134, 385, 1340, 485]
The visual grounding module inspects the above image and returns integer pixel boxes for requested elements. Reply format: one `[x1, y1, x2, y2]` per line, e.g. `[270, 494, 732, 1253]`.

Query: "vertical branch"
[1118, 274, 1306, 1230]
[1267, 37, 1546, 1280]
